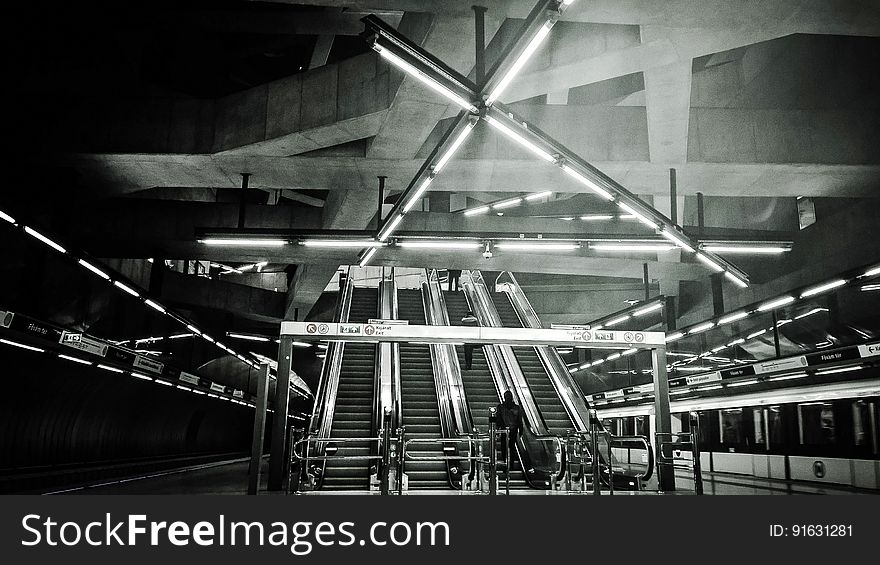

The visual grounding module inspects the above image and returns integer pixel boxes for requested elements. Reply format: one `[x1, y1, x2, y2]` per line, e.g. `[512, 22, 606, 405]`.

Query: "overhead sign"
[0, 311, 12, 328]
[857, 343, 880, 359]
[551, 324, 591, 330]
[60, 331, 108, 357]
[210, 383, 226, 393]
[368, 319, 409, 325]
[134, 355, 164, 375]
[806, 348, 860, 366]
[720, 366, 756, 379]
[282, 321, 664, 348]
[179, 372, 200, 386]
[754, 356, 808, 375]
[686, 372, 722, 386]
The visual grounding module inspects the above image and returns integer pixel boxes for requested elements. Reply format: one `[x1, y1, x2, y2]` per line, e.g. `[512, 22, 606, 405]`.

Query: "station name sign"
[282, 321, 664, 348]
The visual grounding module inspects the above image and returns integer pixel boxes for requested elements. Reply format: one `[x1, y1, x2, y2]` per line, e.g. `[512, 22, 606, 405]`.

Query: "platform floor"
[43, 458, 878, 495]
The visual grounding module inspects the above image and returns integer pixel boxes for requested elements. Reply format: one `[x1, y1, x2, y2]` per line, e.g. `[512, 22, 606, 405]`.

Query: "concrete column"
[248, 364, 271, 495]
[268, 337, 294, 491]
[652, 347, 675, 491]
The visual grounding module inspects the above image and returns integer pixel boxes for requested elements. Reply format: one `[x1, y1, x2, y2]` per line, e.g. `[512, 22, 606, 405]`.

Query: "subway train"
[596, 379, 880, 490]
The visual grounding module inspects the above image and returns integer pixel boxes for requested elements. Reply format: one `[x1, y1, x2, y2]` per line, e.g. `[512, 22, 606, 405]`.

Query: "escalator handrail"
[374, 273, 401, 437]
[461, 270, 550, 437]
[421, 269, 475, 439]
[461, 270, 563, 487]
[308, 269, 355, 444]
[495, 271, 593, 432]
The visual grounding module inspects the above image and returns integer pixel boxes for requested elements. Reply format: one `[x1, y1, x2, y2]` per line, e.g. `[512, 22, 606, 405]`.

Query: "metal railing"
[654, 412, 703, 494]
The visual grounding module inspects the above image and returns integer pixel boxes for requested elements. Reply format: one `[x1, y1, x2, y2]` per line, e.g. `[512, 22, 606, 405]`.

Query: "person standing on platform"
[460, 310, 478, 369]
[448, 269, 462, 291]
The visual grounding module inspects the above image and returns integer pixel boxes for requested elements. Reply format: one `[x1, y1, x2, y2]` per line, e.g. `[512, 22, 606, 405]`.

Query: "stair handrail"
[375, 268, 401, 438]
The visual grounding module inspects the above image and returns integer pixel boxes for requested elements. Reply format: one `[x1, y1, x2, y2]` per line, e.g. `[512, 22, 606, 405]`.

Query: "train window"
[853, 401, 869, 447]
[798, 402, 836, 446]
[719, 409, 744, 449]
[767, 406, 785, 450]
[752, 408, 766, 450]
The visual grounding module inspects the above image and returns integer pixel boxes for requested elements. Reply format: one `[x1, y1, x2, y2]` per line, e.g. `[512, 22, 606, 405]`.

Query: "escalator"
[493, 293, 574, 436]
[321, 287, 377, 491]
[444, 290, 528, 489]
[396, 289, 449, 489]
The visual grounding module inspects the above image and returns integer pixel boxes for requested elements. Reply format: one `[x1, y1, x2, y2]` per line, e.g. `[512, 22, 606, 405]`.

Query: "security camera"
[482, 243, 493, 259]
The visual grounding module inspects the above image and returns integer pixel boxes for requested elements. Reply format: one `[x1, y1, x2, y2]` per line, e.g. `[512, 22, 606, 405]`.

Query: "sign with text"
[282, 322, 663, 348]
[60, 332, 108, 357]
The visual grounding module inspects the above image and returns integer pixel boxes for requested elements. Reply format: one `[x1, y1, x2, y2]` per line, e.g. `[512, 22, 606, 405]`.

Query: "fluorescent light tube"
[493, 198, 522, 210]
[464, 206, 490, 216]
[525, 191, 552, 201]
[434, 122, 474, 173]
[757, 296, 795, 312]
[58, 354, 91, 365]
[590, 243, 674, 252]
[359, 247, 378, 267]
[605, 315, 630, 327]
[403, 177, 432, 213]
[0, 338, 44, 352]
[200, 238, 286, 247]
[727, 338, 746, 346]
[633, 302, 663, 317]
[605, 353, 621, 361]
[862, 266, 880, 278]
[747, 329, 767, 339]
[689, 322, 715, 334]
[495, 242, 578, 251]
[769, 372, 807, 382]
[486, 21, 552, 104]
[113, 281, 140, 297]
[580, 214, 614, 221]
[228, 333, 270, 342]
[97, 364, 124, 373]
[398, 241, 480, 249]
[800, 279, 846, 298]
[816, 365, 862, 376]
[144, 299, 166, 314]
[24, 226, 66, 253]
[727, 379, 759, 387]
[131, 372, 153, 381]
[485, 116, 554, 162]
[660, 229, 695, 252]
[701, 245, 790, 254]
[378, 214, 403, 242]
[376, 45, 477, 112]
[185, 324, 202, 336]
[695, 253, 724, 273]
[616, 202, 657, 229]
[302, 240, 385, 248]
[0, 210, 15, 224]
[718, 311, 749, 325]
[724, 271, 749, 288]
[560, 165, 613, 200]
[78, 259, 110, 280]
[665, 332, 684, 342]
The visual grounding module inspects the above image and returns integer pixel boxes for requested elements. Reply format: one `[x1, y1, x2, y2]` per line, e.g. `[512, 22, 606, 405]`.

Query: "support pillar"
[669, 168, 678, 225]
[473, 6, 487, 85]
[248, 364, 271, 495]
[652, 347, 675, 491]
[268, 337, 294, 491]
[238, 173, 251, 229]
[377, 176, 387, 231]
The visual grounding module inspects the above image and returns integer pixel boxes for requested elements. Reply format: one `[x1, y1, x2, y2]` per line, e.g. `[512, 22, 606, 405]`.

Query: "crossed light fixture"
[357, 0, 752, 287]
